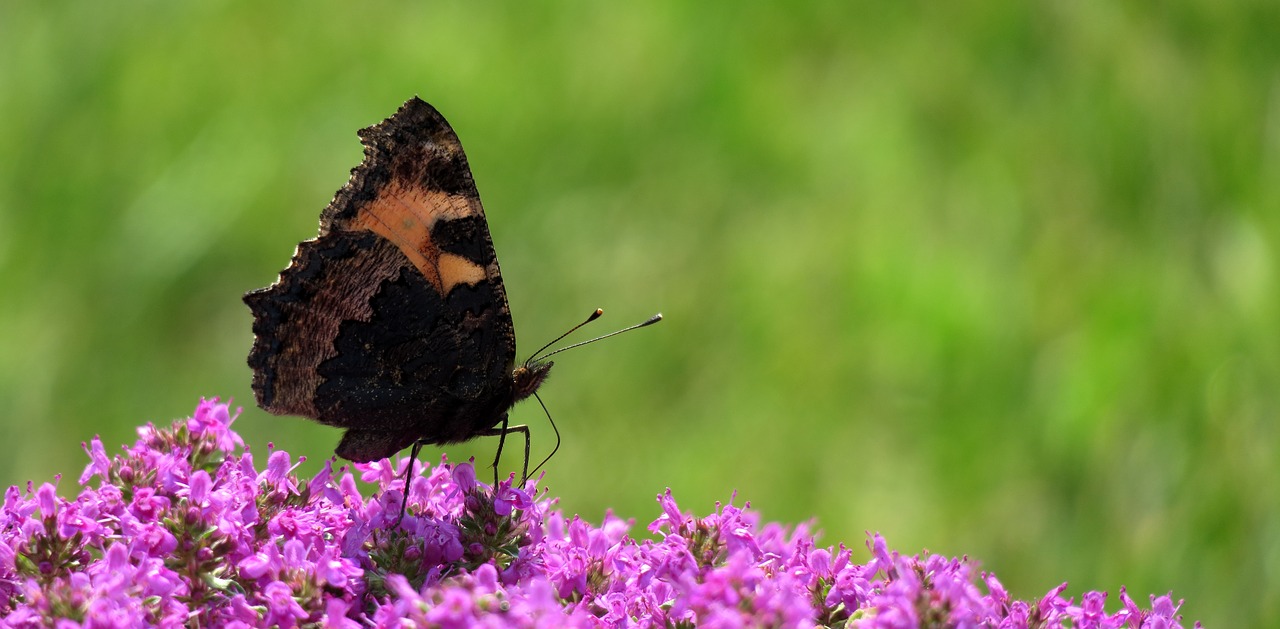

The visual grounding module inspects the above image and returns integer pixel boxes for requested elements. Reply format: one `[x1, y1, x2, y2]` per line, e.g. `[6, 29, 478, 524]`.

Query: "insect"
[243, 98, 658, 521]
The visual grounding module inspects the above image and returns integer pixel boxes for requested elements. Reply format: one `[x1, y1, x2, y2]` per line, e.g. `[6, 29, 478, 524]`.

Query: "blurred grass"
[1, 1, 1277, 625]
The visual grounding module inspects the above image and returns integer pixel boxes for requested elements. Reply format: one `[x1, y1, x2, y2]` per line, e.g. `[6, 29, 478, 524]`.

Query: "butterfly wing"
[244, 98, 517, 461]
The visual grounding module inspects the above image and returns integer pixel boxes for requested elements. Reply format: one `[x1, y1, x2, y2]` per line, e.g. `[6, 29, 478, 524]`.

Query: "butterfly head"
[512, 360, 553, 402]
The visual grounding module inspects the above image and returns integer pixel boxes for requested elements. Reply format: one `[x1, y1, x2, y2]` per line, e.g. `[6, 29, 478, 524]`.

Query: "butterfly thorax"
[512, 361, 553, 402]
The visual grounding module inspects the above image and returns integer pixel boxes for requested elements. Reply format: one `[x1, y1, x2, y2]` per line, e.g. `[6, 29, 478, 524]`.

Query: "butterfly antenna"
[526, 308, 604, 366]
[393, 441, 424, 527]
[521, 310, 661, 478]
[536, 313, 662, 361]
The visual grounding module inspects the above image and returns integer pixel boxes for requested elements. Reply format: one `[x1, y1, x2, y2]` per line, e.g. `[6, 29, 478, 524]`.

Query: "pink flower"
[36, 482, 58, 519]
[493, 482, 532, 516]
[0, 398, 1200, 628]
[80, 438, 112, 485]
[261, 580, 308, 627]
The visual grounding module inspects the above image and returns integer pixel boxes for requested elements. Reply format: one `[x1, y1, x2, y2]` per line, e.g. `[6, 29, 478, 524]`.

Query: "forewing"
[244, 98, 516, 437]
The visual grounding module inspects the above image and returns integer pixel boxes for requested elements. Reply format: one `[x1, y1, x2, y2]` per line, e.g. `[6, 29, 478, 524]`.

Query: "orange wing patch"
[352, 182, 487, 294]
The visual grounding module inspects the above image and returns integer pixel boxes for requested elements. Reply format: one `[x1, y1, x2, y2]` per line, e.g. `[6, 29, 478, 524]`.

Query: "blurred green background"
[2, 1, 1277, 625]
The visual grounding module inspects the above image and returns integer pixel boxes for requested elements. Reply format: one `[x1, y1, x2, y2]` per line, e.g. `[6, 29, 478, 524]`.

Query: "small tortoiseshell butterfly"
[244, 98, 658, 517]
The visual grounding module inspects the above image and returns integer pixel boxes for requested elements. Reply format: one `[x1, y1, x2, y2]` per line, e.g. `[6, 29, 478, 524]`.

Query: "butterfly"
[243, 98, 658, 519]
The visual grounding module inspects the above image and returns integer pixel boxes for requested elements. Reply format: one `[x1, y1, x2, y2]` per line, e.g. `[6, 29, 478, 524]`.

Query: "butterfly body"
[244, 97, 544, 464]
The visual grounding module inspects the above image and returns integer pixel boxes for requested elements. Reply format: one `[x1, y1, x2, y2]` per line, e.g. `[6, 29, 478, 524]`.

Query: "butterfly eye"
[511, 362, 553, 402]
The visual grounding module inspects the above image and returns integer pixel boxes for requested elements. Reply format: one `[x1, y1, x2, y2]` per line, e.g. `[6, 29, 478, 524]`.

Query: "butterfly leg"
[394, 440, 426, 527]
[479, 415, 531, 486]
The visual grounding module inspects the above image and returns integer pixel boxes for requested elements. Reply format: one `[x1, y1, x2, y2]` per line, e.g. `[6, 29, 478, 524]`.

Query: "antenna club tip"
[594, 308, 604, 316]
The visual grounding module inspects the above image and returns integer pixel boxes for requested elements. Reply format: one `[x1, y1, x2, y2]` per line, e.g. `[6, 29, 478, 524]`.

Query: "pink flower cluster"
[0, 398, 1197, 627]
